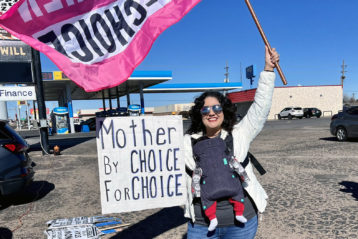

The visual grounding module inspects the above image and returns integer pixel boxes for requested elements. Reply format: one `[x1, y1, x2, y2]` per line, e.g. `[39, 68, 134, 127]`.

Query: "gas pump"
[51, 107, 69, 134]
[128, 104, 141, 116]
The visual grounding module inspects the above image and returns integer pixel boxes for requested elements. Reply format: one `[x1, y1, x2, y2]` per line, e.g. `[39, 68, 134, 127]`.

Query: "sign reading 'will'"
[0, 40, 31, 62]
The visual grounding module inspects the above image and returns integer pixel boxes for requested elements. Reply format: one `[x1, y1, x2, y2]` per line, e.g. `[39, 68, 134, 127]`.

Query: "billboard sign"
[0, 40, 31, 62]
[246, 65, 256, 79]
[0, 62, 32, 83]
[0, 85, 36, 101]
[42, 72, 54, 81]
[53, 71, 70, 81]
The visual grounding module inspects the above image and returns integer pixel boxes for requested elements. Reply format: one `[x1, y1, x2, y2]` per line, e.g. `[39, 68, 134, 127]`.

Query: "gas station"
[40, 70, 243, 135]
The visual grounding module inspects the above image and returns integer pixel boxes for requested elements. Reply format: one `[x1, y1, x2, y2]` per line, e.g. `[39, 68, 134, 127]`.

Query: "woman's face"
[201, 96, 224, 133]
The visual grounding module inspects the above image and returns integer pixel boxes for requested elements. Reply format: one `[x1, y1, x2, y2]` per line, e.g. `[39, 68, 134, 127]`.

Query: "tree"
[343, 94, 350, 103]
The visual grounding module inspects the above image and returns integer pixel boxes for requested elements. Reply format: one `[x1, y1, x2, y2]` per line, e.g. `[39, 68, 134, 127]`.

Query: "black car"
[0, 120, 34, 196]
[80, 117, 96, 131]
[303, 108, 322, 118]
[330, 106, 358, 141]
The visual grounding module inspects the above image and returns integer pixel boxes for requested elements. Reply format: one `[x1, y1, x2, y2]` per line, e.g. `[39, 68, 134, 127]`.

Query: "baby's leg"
[228, 198, 247, 223]
[203, 201, 218, 231]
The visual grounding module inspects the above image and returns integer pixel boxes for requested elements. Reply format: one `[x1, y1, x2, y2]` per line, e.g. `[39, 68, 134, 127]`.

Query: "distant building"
[153, 103, 194, 117]
[228, 85, 343, 120]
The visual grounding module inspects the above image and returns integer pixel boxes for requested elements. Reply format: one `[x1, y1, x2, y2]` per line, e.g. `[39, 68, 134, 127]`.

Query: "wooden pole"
[244, 0, 287, 85]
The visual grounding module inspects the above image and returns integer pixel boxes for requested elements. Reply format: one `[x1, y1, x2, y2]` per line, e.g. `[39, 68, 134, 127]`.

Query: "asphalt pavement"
[1, 117, 357, 239]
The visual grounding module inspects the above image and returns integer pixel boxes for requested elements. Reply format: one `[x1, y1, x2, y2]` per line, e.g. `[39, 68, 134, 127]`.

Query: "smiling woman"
[183, 47, 279, 238]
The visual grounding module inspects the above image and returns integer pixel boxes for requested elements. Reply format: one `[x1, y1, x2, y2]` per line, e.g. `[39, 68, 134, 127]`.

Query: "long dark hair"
[186, 91, 237, 134]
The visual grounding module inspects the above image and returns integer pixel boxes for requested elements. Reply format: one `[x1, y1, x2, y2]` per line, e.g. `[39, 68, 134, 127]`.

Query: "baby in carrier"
[192, 136, 249, 231]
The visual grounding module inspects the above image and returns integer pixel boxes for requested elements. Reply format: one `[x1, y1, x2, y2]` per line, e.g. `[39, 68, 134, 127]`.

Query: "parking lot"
[1, 117, 357, 239]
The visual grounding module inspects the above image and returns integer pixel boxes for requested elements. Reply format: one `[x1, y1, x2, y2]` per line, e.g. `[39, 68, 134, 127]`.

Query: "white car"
[278, 107, 304, 120]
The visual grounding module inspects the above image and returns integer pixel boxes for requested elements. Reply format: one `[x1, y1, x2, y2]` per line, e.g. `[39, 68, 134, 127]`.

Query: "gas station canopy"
[144, 82, 243, 93]
[42, 71, 172, 101]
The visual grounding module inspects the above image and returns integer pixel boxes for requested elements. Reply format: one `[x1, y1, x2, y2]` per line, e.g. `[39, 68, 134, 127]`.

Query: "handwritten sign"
[96, 116, 185, 214]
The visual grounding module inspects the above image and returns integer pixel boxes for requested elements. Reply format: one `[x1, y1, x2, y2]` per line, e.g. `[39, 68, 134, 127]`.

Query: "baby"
[192, 137, 249, 231]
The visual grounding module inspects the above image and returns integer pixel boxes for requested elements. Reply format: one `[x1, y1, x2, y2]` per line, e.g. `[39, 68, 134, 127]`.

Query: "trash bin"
[128, 104, 141, 116]
[81, 124, 90, 132]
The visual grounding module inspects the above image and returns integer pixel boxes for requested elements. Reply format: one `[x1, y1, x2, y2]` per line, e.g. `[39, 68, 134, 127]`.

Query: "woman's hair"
[186, 91, 237, 134]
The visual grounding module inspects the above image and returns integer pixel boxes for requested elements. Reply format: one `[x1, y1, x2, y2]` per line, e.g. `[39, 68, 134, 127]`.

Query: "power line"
[224, 62, 229, 83]
[341, 60, 347, 86]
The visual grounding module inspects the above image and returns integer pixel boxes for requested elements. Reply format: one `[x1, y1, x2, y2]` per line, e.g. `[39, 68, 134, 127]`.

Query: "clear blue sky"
[7, 0, 358, 117]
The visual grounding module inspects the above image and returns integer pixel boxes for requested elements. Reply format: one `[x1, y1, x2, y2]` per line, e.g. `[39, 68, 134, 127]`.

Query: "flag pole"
[244, 0, 287, 85]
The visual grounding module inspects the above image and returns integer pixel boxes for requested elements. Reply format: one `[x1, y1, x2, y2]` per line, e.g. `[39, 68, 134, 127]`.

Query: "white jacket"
[183, 71, 276, 222]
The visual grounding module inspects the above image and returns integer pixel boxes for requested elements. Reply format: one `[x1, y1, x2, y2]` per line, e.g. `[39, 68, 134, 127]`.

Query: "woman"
[184, 46, 279, 238]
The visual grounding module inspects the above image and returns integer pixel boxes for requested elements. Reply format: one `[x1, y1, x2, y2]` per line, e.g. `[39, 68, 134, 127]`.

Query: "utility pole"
[341, 60, 347, 86]
[240, 62, 243, 83]
[32, 48, 49, 155]
[223, 62, 229, 96]
[224, 62, 229, 83]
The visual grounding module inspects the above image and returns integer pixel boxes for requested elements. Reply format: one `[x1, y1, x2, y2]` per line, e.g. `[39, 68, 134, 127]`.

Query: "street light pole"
[31, 48, 49, 155]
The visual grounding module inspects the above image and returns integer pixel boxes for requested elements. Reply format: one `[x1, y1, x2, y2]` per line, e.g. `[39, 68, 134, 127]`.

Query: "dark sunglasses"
[200, 104, 223, 116]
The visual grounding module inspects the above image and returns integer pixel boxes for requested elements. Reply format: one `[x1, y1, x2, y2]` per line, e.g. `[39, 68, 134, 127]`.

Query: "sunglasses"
[200, 104, 223, 116]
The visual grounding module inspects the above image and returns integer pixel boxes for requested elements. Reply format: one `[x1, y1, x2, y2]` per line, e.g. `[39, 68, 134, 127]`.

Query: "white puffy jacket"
[183, 71, 275, 222]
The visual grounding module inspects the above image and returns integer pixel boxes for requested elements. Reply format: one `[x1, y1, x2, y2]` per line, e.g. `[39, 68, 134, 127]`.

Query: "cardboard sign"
[96, 116, 185, 214]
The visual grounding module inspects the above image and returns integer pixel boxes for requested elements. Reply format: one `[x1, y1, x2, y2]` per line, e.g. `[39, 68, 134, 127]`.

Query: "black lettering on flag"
[61, 23, 93, 62]
[90, 13, 116, 53]
[38, 31, 71, 58]
[79, 19, 104, 57]
[124, 0, 147, 26]
[146, 0, 158, 7]
[105, 6, 134, 46]
[34, 1, 156, 64]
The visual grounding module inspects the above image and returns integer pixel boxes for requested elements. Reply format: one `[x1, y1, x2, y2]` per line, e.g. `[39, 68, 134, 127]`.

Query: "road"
[1, 117, 357, 239]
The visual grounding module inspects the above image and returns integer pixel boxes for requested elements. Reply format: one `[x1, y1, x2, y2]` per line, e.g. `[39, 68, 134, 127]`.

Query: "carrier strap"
[188, 133, 267, 176]
[224, 133, 266, 176]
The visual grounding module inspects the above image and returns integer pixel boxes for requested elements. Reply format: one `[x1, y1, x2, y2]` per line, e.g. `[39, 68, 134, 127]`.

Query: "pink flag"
[0, 0, 200, 92]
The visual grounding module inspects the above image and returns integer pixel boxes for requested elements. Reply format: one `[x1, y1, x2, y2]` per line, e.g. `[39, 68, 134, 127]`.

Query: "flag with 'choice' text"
[0, 0, 200, 92]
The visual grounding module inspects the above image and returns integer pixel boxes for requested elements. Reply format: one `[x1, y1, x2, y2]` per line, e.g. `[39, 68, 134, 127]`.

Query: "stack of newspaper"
[44, 216, 130, 239]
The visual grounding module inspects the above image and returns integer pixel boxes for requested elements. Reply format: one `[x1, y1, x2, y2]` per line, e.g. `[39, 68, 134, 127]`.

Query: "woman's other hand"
[264, 46, 279, 72]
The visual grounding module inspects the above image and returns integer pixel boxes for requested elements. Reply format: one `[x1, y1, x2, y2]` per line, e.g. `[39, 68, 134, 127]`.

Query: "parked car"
[278, 107, 304, 120]
[303, 108, 322, 118]
[330, 106, 358, 141]
[0, 120, 34, 196]
[80, 117, 96, 131]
